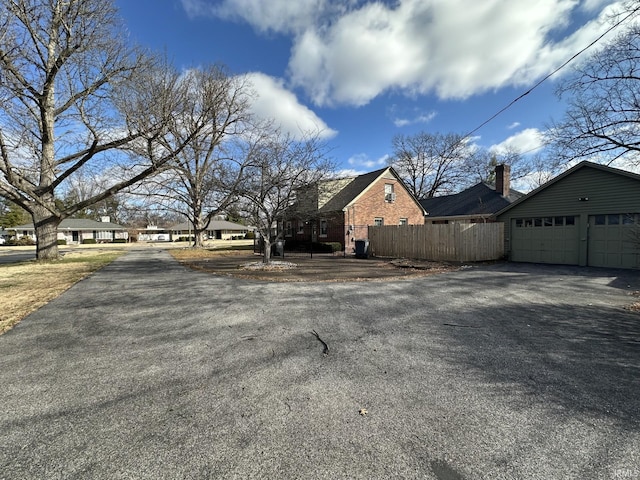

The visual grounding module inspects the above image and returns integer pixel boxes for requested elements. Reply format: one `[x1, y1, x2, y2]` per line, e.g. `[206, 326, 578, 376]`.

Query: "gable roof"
[13, 218, 126, 230]
[170, 220, 249, 231]
[494, 160, 640, 217]
[317, 168, 387, 213]
[420, 182, 524, 218]
[317, 166, 426, 215]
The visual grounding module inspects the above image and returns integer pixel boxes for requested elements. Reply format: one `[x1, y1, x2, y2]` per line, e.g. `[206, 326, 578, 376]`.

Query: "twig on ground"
[442, 323, 482, 328]
[311, 330, 329, 356]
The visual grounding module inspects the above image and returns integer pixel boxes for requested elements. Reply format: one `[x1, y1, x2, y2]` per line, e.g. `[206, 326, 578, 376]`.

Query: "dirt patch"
[170, 250, 459, 282]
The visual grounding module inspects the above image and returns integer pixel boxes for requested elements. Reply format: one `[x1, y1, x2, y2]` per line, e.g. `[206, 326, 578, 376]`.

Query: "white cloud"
[245, 72, 337, 140]
[193, 0, 627, 107]
[393, 110, 437, 128]
[489, 128, 546, 154]
[193, 0, 328, 33]
[507, 122, 521, 130]
[347, 153, 389, 170]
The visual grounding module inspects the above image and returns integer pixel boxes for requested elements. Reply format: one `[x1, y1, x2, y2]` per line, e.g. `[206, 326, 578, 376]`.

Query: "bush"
[322, 242, 343, 253]
[175, 236, 191, 242]
[82, 238, 97, 244]
[112, 238, 127, 243]
[6, 236, 36, 246]
[57, 239, 67, 245]
[244, 231, 255, 239]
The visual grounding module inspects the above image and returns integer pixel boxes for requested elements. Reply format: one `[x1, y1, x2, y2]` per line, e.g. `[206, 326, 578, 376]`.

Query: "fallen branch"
[442, 323, 482, 328]
[311, 330, 329, 356]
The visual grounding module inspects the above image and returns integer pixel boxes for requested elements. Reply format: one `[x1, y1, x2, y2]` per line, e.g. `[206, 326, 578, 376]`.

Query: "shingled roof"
[316, 168, 389, 214]
[420, 182, 524, 218]
[170, 220, 249, 231]
[13, 218, 126, 230]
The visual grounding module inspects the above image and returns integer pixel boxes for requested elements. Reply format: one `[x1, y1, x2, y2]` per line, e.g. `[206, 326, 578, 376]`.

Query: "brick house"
[283, 167, 426, 252]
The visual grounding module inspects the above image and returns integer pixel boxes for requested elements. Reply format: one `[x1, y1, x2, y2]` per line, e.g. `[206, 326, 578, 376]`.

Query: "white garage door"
[588, 214, 639, 269]
[511, 216, 580, 265]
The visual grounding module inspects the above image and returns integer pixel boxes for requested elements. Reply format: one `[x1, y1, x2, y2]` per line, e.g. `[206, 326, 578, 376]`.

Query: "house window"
[384, 184, 395, 202]
[298, 220, 305, 234]
[374, 217, 384, 226]
[399, 218, 408, 225]
[320, 219, 328, 236]
[285, 221, 292, 237]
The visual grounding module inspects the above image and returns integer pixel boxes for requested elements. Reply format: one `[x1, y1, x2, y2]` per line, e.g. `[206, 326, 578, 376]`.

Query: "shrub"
[322, 242, 343, 253]
[57, 239, 67, 245]
[175, 236, 191, 242]
[244, 231, 255, 239]
[6, 236, 35, 246]
[16, 236, 35, 246]
[112, 238, 127, 243]
[82, 238, 97, 244]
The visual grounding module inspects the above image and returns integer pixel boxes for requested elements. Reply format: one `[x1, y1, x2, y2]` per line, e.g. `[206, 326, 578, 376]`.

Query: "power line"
[462, 4, 640, 141]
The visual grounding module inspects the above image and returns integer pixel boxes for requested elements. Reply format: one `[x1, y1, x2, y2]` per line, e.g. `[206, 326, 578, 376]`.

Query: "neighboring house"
[135, 225, 173, 242]
[170, 220, 250, 240]
[495, 161, 640, 269]
[420, 165, 524, 224]
[285, 166, 426, 251]
[12, 217, 128, 244]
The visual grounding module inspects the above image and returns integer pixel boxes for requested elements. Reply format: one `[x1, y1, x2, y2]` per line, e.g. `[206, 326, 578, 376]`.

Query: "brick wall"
[343, 173, 424, 229]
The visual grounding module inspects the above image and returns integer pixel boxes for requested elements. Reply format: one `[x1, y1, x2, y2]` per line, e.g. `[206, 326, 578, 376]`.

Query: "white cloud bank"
[490, 128, 547, 154]
[245, 72, 337, 140]
[183, 0, 630, 107]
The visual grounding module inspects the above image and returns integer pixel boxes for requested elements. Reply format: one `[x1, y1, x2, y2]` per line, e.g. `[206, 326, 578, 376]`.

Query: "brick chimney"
[495, 164, 510, 197]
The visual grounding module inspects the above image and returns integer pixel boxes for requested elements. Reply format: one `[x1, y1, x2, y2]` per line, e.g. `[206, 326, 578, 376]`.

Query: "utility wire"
[462, 4, 640, 141]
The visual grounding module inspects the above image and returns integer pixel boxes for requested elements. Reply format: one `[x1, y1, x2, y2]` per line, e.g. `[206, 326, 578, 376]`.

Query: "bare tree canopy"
[550, 9, 640, 167]
[134, 66, 253, 247]
[238, 129, 334, 263]
[0, 0, 192, 259]
[390, 132, 471, 198]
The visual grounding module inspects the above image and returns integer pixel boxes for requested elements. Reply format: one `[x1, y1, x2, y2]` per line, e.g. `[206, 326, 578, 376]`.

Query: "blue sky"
[115, 0, 629, 179]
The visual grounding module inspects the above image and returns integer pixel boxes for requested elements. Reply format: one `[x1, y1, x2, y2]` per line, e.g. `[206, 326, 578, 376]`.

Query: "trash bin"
[354, 239, 369, 258]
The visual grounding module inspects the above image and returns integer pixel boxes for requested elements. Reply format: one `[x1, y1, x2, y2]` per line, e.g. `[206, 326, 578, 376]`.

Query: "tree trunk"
[192, 216, 207, 248]
[262, 238, 272, 264]
[32, 208, 62, 260]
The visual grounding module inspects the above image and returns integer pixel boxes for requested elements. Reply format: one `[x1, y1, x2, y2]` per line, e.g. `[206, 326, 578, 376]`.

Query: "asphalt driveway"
[1, 249, 639, 479]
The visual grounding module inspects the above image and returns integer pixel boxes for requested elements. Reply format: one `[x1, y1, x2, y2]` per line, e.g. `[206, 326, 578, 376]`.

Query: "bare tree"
[0, 0, 196, 259]
[238, 129, 334, 263]
[461, 145, 551, 190]
[390, 132, 471, 198]
[135, 66, 252, 247]
[549, 11, 640, 166]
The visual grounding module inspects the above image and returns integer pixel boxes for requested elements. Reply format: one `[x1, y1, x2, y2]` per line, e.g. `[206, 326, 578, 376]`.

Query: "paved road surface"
[1, 249, 638, 479]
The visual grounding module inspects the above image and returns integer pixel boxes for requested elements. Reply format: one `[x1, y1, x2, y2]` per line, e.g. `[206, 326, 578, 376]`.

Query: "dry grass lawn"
[0, 250, 124, 334]
[169, 246, 253, 261]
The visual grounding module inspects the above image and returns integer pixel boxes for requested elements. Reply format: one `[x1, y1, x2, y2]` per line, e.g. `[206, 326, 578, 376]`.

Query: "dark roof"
[495, 160, 640, 217]
[420, 182, 524, 217]
[13, 218, 126, 230]
[170, 220, 249, 231]
[317, 168, 389, 213]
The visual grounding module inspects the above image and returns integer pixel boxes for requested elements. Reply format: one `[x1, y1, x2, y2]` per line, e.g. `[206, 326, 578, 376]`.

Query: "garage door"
[511, 216, 579, 265]
[588, 214, 639, 269]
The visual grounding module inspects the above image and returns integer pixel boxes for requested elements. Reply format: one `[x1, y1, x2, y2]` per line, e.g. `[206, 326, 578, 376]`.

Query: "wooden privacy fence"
[368, 223, 504, 262]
